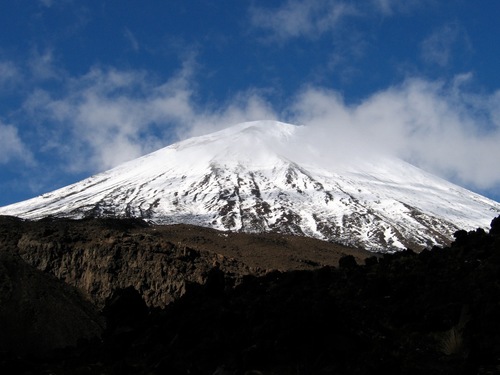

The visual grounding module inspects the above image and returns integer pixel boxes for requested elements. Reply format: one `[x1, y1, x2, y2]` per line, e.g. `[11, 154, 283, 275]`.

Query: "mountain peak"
[169, 121, 297, 166]
[1, 120, 499, 252]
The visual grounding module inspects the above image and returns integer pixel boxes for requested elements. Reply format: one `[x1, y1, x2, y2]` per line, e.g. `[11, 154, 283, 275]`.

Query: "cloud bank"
[17, 59, 500, 194]
[288, 77, 500, 190]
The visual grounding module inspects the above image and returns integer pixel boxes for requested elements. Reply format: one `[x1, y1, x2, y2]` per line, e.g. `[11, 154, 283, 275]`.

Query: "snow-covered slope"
[1, 121, 499, 251]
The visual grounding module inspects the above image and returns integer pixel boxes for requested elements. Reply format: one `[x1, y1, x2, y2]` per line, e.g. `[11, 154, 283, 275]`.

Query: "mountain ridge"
[1, 120, 499, 251]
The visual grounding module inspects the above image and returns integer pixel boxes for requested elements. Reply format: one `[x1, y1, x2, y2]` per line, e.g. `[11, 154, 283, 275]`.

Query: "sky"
[1, 0, 500, 206]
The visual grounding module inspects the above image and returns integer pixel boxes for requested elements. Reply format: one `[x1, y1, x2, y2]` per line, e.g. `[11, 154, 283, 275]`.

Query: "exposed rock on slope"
[0, 216, 369, 308]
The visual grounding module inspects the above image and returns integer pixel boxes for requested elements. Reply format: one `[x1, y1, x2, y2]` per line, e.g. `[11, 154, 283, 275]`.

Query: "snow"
[1, 120, 499, 251]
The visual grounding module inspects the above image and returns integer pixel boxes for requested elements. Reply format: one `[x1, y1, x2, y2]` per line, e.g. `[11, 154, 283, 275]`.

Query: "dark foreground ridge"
[1, 215, 500, 374]
[0, 216, 370, 308]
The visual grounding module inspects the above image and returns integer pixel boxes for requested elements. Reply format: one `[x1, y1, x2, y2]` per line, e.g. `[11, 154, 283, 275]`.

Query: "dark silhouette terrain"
[0, 216, 370, 308]
[1, 215, 500, 374]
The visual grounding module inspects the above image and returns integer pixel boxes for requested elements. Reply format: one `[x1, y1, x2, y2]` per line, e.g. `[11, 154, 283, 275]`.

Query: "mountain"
[1, 120, 499, 251]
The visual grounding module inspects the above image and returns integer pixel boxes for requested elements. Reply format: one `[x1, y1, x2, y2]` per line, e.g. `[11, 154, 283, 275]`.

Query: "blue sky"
[1, 0, 500, 206]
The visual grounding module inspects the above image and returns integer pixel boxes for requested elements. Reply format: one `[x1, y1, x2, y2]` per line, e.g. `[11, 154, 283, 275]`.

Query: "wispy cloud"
[124, 28, 140, 52]
[420, 23, 465, 67]
[0, 122, 32, 164]
[28, 48, 64, 82]
[0, 60, 21, 90]
[370, 0, 430, 16]
[249, 0, 358, 41]
[21, 59, 276, 172]
[249, 0, 429, 41]
[39, 0, 54, 8]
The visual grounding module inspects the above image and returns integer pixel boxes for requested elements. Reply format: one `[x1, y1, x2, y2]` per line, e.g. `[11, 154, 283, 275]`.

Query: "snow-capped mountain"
[1, 121, 499, 251]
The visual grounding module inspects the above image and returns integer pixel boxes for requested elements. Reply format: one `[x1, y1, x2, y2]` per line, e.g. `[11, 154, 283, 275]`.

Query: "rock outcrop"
[0, 216, 369, 308]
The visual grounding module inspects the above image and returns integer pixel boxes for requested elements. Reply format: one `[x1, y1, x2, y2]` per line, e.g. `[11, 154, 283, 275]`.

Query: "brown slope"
[0, 216, 372, 308]
[152, 223, 373, 271]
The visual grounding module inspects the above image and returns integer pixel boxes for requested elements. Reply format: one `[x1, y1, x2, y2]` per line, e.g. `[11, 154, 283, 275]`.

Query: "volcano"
[1, 121, 499, 251]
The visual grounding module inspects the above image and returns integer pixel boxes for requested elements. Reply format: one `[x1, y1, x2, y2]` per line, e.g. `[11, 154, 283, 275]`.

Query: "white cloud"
[28, 49, 62, 81]
[0, 122, 32, 164]
[420, 24, 461, 67]
[249, 0, 430, 41]
[249, 0, 357, 40]
[370, 0, 429, 16]
[24, 66, 191, 171]
[16, 56, 500, 196]
[180, 91, 277, 139]
[0, 61, 21, 89]
[22, 61, 277, 172]
[288, 77, 500, 191]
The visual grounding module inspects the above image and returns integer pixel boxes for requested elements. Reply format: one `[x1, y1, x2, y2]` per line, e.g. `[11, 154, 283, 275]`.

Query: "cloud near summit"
[21, 61, 277, 172]
[288, 77, 500, 190]
[19, 57, 500, 195]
